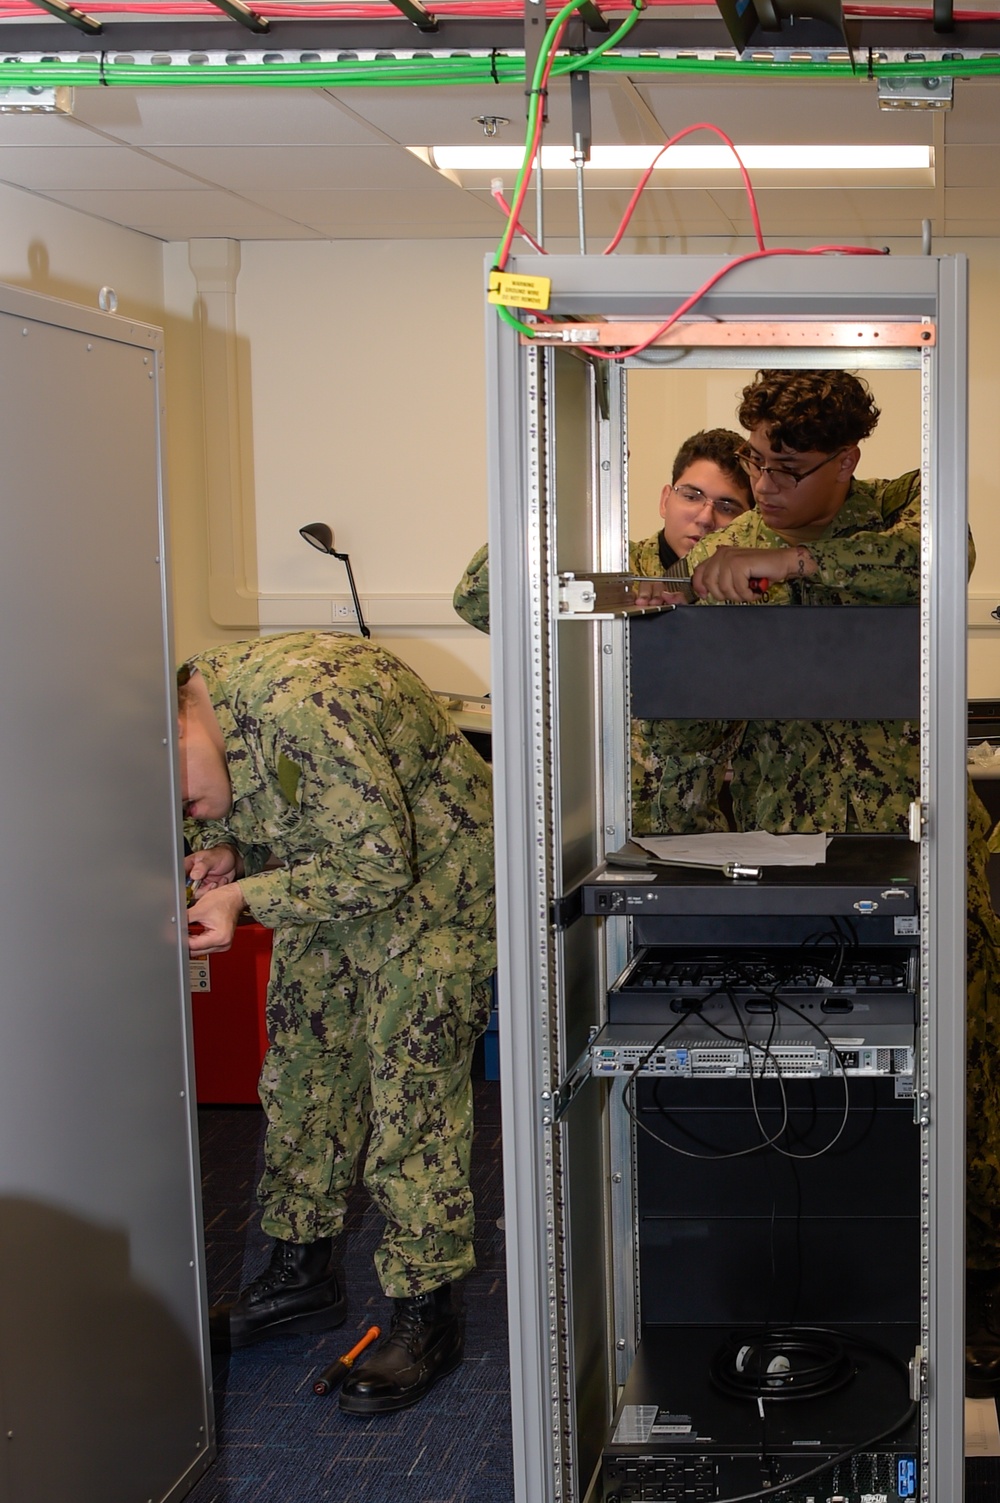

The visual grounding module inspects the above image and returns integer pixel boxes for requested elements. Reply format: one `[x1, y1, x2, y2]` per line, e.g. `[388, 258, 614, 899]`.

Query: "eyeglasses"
[736, 447, 846, 491]
[671, 484, 748, 521]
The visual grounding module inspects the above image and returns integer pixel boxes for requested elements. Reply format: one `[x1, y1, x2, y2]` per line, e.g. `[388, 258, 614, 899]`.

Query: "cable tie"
[489, 46, 499, 84]
[867, 45, 874, 79]
[99, 48, 108, 85]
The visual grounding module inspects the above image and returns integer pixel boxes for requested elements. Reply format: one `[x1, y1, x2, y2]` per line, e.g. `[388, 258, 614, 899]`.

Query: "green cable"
[1, 48, 1000, 88]
[491, 0, 644, 330]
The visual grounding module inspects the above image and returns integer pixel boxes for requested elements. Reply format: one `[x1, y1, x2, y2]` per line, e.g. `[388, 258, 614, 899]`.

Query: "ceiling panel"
[943, 144, 999, 189]
[0, 145, 202, 190]
[941, 79, 1000, 143]
[32, 185, 316, 234]
[279, 186, 503, 230]
[144, 142, 446, 191]
[71, 85, 386, 146]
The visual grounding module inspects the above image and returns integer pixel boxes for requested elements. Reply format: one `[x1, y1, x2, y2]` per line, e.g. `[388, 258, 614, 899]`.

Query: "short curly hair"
[738, 370, 881, 453]
[671, 427, 753, 506]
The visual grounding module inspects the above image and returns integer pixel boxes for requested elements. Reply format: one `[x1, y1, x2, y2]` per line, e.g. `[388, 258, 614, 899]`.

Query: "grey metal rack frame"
[485, 254, 968, 1503]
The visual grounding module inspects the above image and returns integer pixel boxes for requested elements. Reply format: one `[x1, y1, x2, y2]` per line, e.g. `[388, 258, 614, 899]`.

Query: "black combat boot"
[210, 1237, 346, 1350]
[967, 1269, 1000, 1395]
[338, 1283, 463, 1414]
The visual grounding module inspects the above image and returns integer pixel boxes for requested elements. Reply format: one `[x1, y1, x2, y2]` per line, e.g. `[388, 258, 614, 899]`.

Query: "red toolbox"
[189, 920, 273, 1104]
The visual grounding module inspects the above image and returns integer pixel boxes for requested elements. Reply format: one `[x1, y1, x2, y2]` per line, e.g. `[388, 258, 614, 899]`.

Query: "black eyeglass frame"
[736, 446, 847, 489]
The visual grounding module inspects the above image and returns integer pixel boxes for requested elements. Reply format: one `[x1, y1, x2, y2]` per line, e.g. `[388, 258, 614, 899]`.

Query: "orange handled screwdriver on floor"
[313, 1325, 381, 1396]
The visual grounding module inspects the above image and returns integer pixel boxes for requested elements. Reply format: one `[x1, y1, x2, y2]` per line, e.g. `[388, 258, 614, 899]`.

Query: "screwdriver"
[312, 1324, 381, 1396]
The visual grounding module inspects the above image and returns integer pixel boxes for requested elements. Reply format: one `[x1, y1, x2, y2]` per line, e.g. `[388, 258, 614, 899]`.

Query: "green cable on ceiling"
[0, 48, 999, 87]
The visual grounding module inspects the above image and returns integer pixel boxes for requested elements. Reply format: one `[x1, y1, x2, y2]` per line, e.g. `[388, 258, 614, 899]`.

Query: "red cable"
[495, 14, 568, 270]
[603, 123, 765, 255]
[1, 0, 997, 15]
[492, 187, 546, 253]
[579, 244, 886, 361]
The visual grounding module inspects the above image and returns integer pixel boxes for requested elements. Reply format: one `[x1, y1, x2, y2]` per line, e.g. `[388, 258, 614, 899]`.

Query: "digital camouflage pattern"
[187, 631, 496, 1294]
[678, 474, 1000, 1265]
[668, 472, 925, 834]
[451, 535, 732, 831]
[453, 543, 491, 635]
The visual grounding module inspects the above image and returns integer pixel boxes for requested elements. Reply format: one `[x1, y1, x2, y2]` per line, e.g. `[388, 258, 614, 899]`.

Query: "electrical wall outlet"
[332, 600, 359, 622]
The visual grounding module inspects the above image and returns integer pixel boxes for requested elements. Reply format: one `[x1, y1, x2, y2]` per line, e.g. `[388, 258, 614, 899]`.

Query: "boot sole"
[221, 1294, 348, 1350]
[338, 1344, 463, 1415]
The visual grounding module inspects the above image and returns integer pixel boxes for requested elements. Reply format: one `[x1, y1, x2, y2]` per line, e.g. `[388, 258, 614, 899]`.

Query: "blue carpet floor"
[186, 1074, 1000, 1502]
[187, 1076, 511, 1503]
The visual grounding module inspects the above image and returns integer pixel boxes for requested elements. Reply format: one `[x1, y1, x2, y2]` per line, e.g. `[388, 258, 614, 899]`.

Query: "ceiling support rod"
[386, 0, 439, 32]
[203, 0, 270, 34]
[26, 0, 101, 34]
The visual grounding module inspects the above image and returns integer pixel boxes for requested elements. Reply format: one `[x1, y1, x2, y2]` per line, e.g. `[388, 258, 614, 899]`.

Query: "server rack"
[486, 256, 967, 1503]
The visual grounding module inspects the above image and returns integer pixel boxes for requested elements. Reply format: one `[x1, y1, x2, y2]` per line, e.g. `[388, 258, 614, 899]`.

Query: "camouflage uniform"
[682, 475, 1000, 1266]
[452, 537, 732, 832]
[452, 544, 491, 636]
[187, 632, 496, 1297]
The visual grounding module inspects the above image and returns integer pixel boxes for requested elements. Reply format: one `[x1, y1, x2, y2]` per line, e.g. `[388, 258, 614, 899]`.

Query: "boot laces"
[246, 1243, 300, 1298]
[390, 1294, 443, 1347]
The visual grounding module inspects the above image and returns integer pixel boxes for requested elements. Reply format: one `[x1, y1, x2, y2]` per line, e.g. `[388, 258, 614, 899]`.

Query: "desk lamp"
[299, 523, 370, 639]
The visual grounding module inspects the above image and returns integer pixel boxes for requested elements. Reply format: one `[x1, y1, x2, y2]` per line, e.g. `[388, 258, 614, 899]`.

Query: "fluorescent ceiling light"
[416, 144, 932, 173]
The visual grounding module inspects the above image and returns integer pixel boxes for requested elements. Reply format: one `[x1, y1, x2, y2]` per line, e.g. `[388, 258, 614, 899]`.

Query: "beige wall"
[229, 237, 495, 693]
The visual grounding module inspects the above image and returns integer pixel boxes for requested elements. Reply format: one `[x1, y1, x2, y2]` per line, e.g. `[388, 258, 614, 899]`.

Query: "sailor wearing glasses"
[452, 429, 754, 832]
[675, 372, 1000, 1388]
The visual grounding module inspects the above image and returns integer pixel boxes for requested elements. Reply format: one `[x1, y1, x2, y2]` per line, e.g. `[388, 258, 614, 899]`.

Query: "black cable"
[710, 1326, 854, 1403]
[703, 1398, 918, 1503]
[623, 990, 793, 1161]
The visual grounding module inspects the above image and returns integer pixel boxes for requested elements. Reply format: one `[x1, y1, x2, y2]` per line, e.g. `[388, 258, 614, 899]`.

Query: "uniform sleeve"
[186, 820, 272, 875]
[237, 713, 418, 927]
[805, 474, 922, 602]
[453, 544, 491, 634]
[632, 718, 742, 834]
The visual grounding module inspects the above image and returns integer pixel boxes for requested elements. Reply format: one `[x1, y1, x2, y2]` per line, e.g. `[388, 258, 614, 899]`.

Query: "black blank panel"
[630, 607, 919, 720]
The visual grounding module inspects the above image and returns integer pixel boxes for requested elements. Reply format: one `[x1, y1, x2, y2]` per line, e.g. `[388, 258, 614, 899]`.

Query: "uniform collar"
[747, 477, 879, 548]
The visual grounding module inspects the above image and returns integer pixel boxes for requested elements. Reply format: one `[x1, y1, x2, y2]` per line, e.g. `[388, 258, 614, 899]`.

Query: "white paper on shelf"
[965, 1396, 1000, 1456]
[630, 832, 832, 868]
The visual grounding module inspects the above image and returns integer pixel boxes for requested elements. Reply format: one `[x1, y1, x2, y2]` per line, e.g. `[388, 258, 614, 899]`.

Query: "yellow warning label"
[487, 271, 551, 310]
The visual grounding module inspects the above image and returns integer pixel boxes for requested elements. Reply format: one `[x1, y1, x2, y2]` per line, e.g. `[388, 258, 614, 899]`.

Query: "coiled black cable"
[710, 1325, 855, 1403]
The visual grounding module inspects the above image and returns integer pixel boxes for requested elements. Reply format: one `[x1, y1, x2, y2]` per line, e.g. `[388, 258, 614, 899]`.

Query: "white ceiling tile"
[944, 144, 1000, 189]
[31, 186, 312, 233]
[0, 111, 103, 146]
[144, 142, 443, 191]
[72, 85, 388, 146]
[0, 144, 203, 190]
[945, 80, 1000, 145]
[944, 187, 1000, 220]
[283, 187, 502, 230]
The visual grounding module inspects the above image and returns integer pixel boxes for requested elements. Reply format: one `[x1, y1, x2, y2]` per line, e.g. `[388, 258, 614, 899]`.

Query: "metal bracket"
[204, 0, 269, 32]
[557, 570, 692, 616]
[575, 0, 611, 31]
[527, 320, 938, 349]
[545, 1042, 598, 1125]
[386, 0, 439, 30]
[909, 798, 924, 842]
[909, 1344, 927, 1401]
[26, 0, 101, 33]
